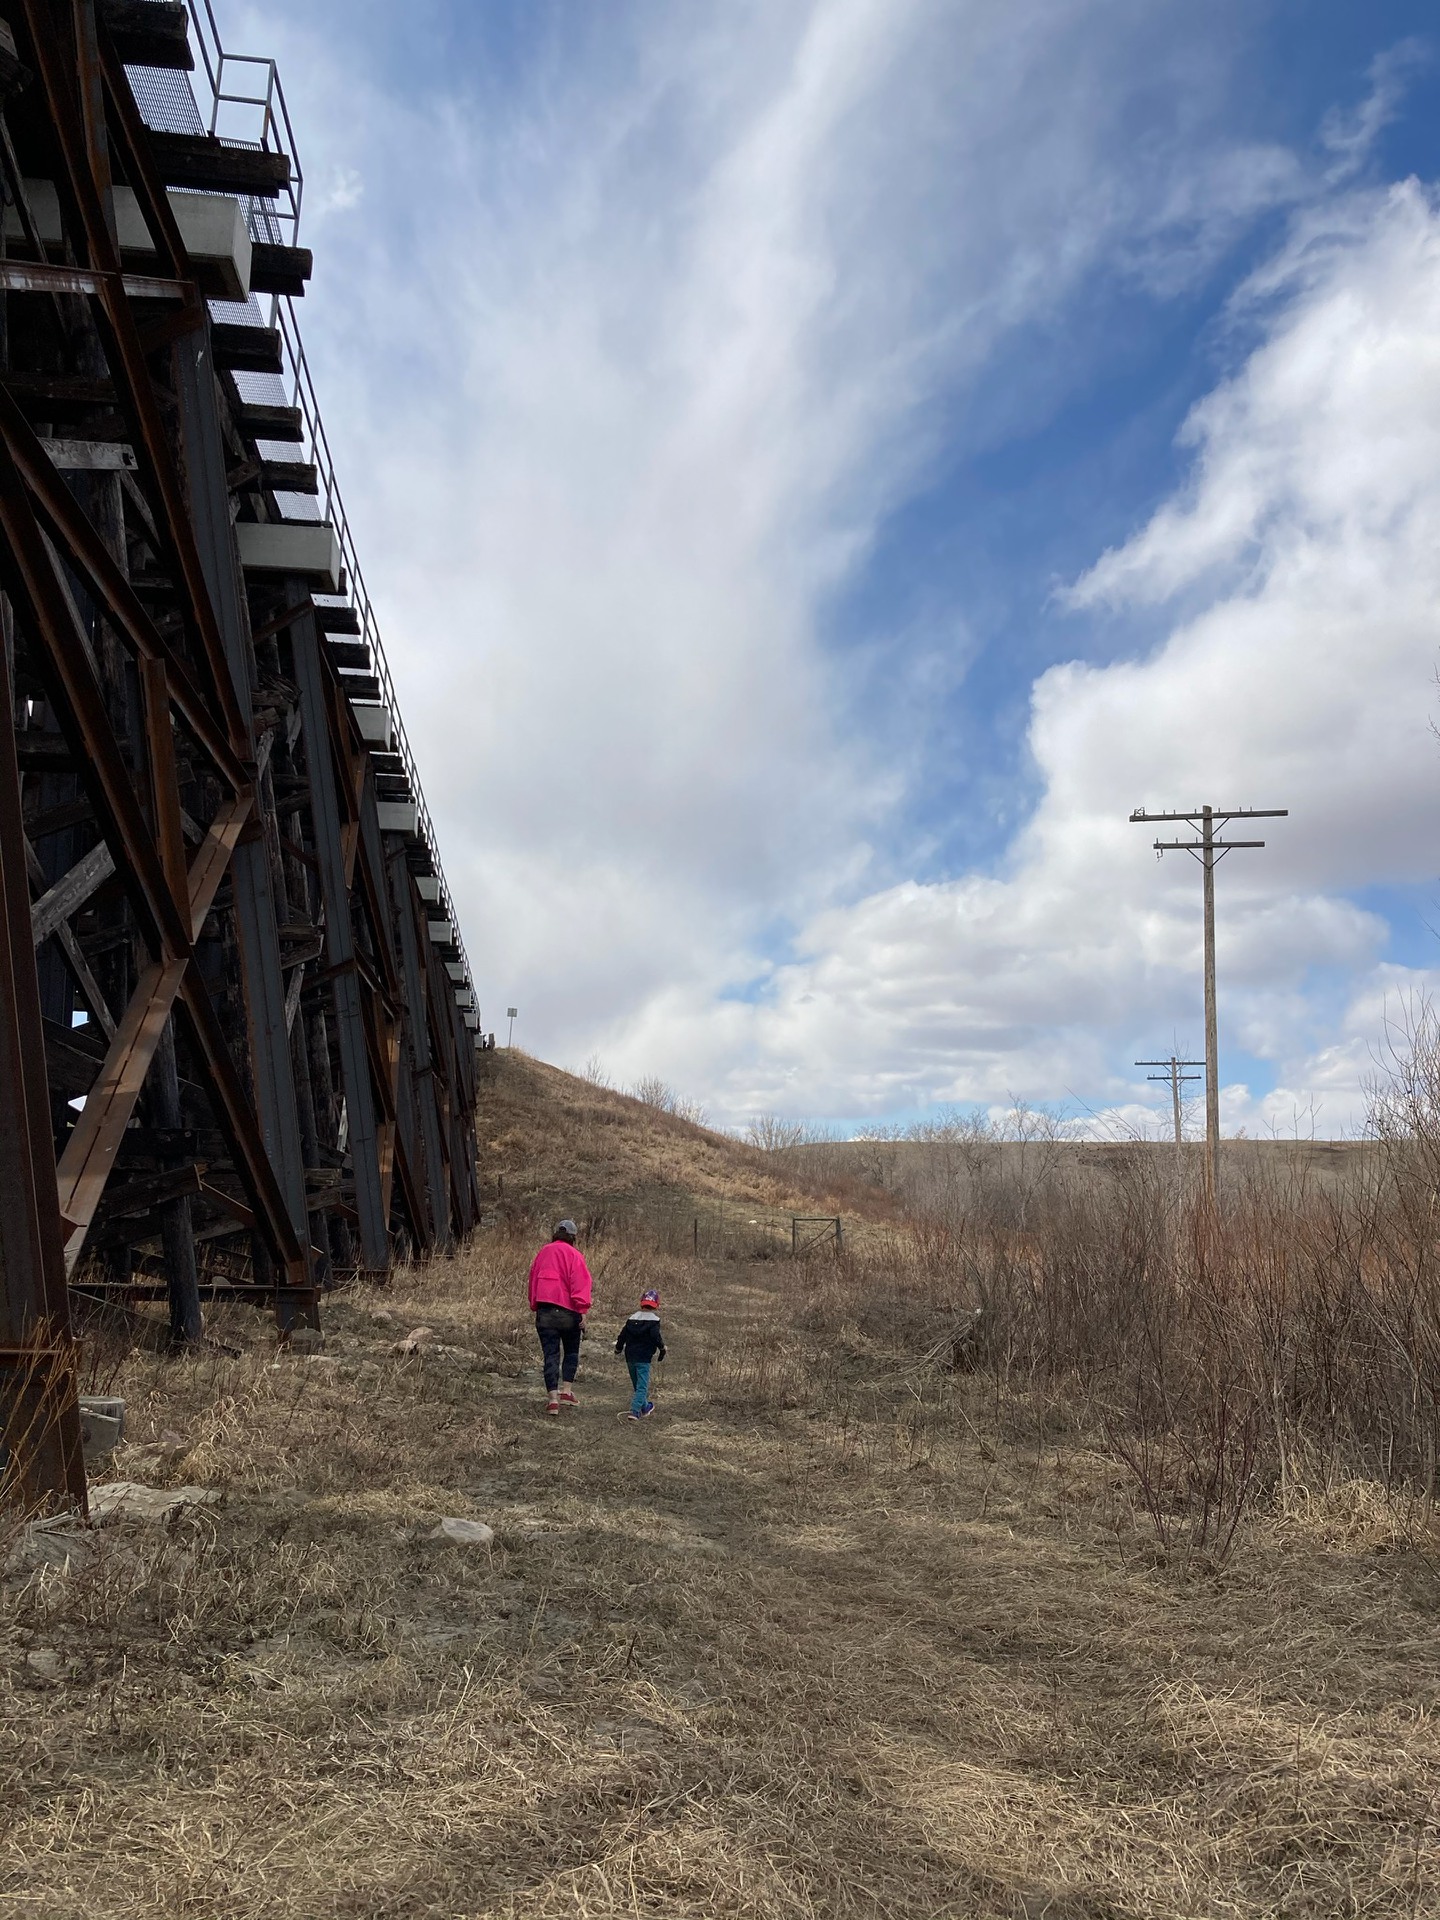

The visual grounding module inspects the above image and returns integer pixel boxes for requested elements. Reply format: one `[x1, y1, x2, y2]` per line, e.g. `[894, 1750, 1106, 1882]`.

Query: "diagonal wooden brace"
[51, 796, 252, 1274]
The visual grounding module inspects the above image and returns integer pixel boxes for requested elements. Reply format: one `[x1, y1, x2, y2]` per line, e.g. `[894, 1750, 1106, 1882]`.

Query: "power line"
[1135, 1055, 1203, 1174]
[1131, 805, 1288, 1199]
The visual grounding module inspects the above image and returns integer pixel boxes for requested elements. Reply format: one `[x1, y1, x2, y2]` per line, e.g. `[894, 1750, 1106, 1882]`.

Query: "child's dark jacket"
[614, 1309, 666, 1363]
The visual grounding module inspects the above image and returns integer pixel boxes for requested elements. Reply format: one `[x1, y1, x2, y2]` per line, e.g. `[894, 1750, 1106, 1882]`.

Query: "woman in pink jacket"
[527, 1218, 593, 1415]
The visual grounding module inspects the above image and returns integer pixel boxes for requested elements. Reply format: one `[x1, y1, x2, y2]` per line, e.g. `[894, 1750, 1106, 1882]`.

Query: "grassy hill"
[476, 1049, 893, 1249]
[4, 1054, 1437, 1917]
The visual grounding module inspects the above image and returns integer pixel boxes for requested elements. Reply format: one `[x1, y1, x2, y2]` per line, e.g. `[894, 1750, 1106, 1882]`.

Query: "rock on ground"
[86, 1482, 220, 1525]
[429, 1517, 495, 1546]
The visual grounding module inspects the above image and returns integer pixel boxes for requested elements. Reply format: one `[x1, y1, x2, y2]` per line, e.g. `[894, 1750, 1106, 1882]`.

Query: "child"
[614, 1288, 666, 1420]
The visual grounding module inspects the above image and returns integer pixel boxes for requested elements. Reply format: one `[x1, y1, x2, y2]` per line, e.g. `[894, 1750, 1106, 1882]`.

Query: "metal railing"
[183, 0, 303, 248]
[272, 302, 477, 1004]
[136, 1, 478, 1015]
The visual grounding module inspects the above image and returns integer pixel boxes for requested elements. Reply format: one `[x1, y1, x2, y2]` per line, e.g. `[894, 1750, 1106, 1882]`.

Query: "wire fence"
[482, 1196, 848, 1262]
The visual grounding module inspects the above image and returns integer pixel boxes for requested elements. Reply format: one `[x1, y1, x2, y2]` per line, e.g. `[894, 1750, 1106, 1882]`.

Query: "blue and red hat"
[639, 1289, 660, 1309]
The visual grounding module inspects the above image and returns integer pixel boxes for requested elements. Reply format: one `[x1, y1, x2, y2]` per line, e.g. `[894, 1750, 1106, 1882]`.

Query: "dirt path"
[4, 1251, 1439, 1918]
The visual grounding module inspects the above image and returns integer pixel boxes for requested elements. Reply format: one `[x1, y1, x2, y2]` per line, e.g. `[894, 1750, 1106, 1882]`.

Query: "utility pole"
[1135, 1055, 1203, 1173]
[506, 1007, 518, 1048]
[1131, 805, 1287, 1201]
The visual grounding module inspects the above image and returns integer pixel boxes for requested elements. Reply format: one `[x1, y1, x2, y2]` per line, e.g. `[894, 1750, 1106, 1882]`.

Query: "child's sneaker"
[559, 1388, 577, 1406]
[637, 1402, 655, 1419]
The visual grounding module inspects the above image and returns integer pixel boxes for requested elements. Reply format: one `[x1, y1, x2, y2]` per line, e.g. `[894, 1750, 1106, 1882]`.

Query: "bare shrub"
[746, 1114, 820, 1151]
[805, 1027, 1440, 1563]
[629, 1075, 709, 1127]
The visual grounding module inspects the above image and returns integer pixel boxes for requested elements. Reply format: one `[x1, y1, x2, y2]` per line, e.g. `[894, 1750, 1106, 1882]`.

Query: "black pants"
[535, 1310, 581, 1390]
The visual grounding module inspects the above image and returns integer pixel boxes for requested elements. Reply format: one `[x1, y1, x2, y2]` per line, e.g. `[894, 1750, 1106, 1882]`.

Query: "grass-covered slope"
[476, 1048, 889, 1234]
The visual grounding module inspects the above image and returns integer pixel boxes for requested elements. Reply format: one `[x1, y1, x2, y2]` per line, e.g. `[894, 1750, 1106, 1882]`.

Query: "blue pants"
[627, 1359, 651, 1415]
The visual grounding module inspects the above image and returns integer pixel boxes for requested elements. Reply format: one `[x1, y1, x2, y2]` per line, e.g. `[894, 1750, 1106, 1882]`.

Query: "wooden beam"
[261, 459, 319, 496]
[30, 838, 115, 945]
[144, 130, 291, 200]
[211, 323, 283, 377]
[139, 658, 187, 903]
[99, 1, 192, 71]
[0, 659, 86, 1509]
[176, 341, 312, 1266]
[292, 603, 390, 1272]
[0, 426, 191, 960]
[24, 11, 251, 758]
[234, 401, 304, 445]
[176, 973, 306, 1284]
[0, 375, 247, 792]
[52, 921, 117, 1042]
[250, 244, 313, 298]
[92, 1160, 204, 1223]
[54, 955, 188, 1271]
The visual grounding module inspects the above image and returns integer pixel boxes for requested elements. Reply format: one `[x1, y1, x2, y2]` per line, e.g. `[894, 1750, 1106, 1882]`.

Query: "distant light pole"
[506, 1007, 518, 1047]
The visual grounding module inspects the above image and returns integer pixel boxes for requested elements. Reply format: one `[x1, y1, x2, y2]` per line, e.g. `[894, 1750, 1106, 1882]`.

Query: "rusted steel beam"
[0, 263, 190, 301]
[0, 634, 85, 1510]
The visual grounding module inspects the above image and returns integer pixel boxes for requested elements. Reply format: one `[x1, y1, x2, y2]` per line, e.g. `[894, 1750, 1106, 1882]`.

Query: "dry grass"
[477, 1051, 891, 1246]
[4, 1219, 1440, 1918]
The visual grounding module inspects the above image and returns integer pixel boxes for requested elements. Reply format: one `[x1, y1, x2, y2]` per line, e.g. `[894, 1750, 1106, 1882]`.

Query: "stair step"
[326, 640, 371, 673]
[235, 401, 304, 445]
[263, 459, 319, 496]
[250, 243, 313, 297]
[212, 322, 283, 376]
[314, 603, 360, 635]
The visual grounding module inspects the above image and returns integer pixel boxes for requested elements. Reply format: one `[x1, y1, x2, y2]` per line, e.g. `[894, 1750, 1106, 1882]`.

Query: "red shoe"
[545, 1400, 560, 1417]
[559, 1387, 577, 1407]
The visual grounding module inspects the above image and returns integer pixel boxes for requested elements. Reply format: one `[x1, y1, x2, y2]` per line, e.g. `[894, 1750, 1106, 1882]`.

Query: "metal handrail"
[273, 303, 476, 1000]
[171, 0, 475, 1013]
[184, 0, 302, 249]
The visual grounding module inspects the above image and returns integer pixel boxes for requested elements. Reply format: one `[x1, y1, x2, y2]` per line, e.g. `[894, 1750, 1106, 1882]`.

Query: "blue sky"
[232, 0, 1440, 1136]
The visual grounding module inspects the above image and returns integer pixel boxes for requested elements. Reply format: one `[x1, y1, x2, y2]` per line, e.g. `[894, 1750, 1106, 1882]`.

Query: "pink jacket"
[528, 1240, 593, 1315]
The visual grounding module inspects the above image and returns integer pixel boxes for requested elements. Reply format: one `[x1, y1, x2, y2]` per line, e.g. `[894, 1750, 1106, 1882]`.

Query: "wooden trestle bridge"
[0, 1, 485, 1510]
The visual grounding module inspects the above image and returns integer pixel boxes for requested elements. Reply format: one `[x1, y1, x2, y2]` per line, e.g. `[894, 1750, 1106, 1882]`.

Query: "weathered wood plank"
[30, 839, 116, 946]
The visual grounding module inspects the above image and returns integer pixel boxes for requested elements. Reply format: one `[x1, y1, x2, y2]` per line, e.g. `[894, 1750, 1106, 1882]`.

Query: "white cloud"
[230, 2, 1440, 1132]
[651, 179, 1440, 1128]
[1321, 39, 1431, 181]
